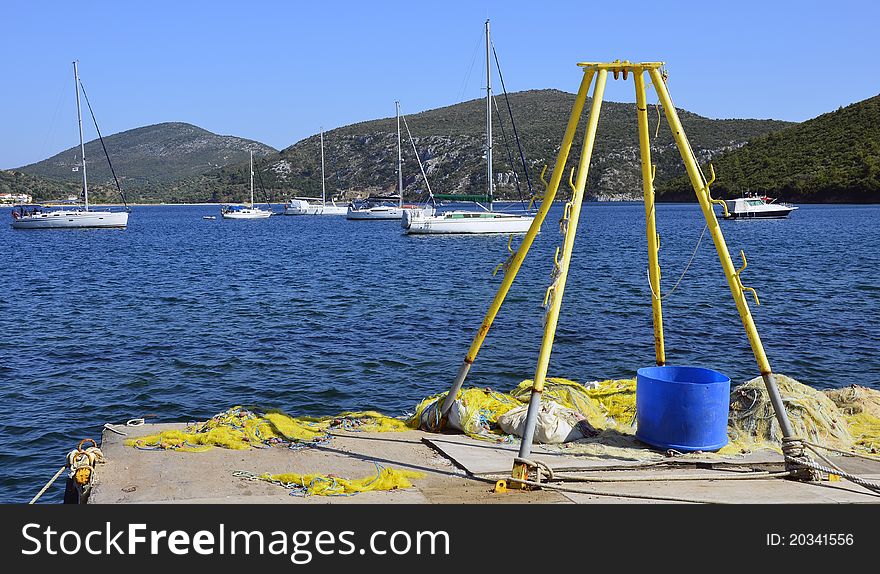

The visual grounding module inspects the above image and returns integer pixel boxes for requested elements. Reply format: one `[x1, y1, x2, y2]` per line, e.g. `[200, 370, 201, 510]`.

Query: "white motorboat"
[347, 101, 435, 221]
[723, 194, 798, 219]
[284, 128, 348, 216]
[221, 151, 273, 219]
[11, 61, 129, 230]
[403, 20, 534, 235]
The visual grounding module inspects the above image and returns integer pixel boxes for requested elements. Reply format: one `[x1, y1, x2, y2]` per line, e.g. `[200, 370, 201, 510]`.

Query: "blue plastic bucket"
[635, 366, 731, 452]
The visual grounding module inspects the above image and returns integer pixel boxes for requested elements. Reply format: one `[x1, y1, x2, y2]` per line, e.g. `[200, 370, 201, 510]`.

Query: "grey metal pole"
[396, 102, 403, 207]
[73, 61, 89, 212]
[320, 128, 326, 206]
[485, 19, 493, 211]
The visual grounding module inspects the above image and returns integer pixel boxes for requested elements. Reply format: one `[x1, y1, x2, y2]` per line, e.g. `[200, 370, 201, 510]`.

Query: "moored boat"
[723, 195, 798, 219]
[221, 151, 273, 219]
[11, 61, 129, 230]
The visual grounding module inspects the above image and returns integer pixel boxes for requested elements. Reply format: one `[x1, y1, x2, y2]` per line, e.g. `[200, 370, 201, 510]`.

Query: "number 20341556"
[767, 533, 854, 546]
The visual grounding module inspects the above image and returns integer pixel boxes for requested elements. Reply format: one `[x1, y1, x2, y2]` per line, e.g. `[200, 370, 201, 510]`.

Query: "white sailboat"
[402, 20, 535, 235]
[347, 101, 436, 221]
[11, 61, 129, 230]
[221, 151, 273, 219]
[284, 128, 348, 215]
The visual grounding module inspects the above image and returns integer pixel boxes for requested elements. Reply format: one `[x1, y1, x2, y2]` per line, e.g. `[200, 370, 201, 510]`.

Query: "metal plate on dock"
[422, 434, 785, 476]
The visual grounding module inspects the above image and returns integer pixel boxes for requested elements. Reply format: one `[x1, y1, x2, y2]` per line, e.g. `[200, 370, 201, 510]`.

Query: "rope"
[786, 455, 880, 495]
[491, 41, 534, 206]
[801, 439, 880, 463]
[29, 466, 67, 504]
[553, 470, 795, 483]
[78, 79, 129, 210]
[646, 224, 708, 301]
[399, 110, 435, 205]
[507, 476, 729, 504]
[491, 96, 527, 210]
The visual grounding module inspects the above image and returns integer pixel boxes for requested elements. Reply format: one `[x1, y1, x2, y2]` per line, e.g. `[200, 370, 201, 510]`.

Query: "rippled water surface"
[1, 202, 878, 502]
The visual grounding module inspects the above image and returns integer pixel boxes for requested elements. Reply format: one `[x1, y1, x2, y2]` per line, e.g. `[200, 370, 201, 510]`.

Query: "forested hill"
[657, 94, 880, 203]
[192, 89, 794, 204]
[16, 122, 276, 203]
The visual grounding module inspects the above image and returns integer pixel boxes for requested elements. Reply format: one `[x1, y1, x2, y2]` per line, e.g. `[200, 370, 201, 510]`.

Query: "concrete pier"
[88, 421, 880, 504]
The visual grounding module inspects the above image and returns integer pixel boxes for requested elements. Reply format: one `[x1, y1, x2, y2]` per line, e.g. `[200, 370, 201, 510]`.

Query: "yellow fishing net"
[826, 385, 880, 453]
[126, 406, 409, 452]
[510, 378, 609, 429]
[727, 375, 854, 452]
[248, 465, 426, 497]
[408, 388, 523, 440]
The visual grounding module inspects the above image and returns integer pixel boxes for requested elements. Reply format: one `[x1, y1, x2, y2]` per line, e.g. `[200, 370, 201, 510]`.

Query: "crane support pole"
[511, 69, 609, 484]
[634, 70, 666, 366]
[435, 69, 596, 421]
[648, 68, 796, 440]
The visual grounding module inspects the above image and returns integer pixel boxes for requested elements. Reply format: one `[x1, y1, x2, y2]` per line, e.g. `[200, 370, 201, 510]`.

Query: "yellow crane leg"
[434, 68, 597, 423]
[647, 68, 796, 440]
[634, 69, 665, 366]
[511, 69, 609, 485]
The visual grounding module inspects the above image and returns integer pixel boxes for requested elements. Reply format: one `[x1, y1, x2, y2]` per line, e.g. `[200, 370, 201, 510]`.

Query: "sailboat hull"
[221, 208, 272, 219]
[11, 210, 128, 229]
[403, 210, 534, 234]
[284, 200, 347, 216]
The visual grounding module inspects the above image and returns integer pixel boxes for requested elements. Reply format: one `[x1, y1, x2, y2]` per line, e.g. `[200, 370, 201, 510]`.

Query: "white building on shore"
[0, 193, 32, 204]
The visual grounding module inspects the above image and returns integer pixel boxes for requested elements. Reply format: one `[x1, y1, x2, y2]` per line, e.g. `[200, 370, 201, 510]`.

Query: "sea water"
[1, 202, 877, 502]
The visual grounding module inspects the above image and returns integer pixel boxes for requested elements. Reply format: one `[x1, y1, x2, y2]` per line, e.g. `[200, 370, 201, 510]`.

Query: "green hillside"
[658, 94, 880, 202]
[194, 89, 794, 203]
[1, 169, 78, 202]
[17, 122, 276, 202]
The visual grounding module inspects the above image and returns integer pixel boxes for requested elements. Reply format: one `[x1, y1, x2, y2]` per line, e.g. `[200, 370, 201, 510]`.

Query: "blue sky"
[2, 0, 877, 168]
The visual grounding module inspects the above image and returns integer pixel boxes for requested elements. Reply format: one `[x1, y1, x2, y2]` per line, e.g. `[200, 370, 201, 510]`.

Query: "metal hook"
[539, 165, 549, 189]
[568, 167, 577, 193]
[529, 165, 550, 211]
[735, 250, 760, 306]
[704, 163, 730, 218]
[651, 164, 656, 183]
[492, 235, 516, 277]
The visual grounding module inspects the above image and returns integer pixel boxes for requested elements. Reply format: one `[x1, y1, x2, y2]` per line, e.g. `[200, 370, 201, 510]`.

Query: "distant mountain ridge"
[195, 89, 794, 204]
[8, 91, 809, 204]
[16, 122, 276, 202]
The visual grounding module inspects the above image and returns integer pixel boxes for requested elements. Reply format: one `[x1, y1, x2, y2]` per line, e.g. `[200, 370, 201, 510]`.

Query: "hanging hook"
[492, 235, 516, 277]
[539, 165, 549, 189]
[568, 167, 577, 194]
[529, 165, 550, 211]
[704, 163, 730, 218]
[735, 250, 760, 306]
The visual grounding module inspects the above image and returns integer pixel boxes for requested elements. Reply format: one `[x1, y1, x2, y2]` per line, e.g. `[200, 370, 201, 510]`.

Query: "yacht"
[347, 101, 435, 221]
[283, 128, 348, 215]
[402, 20, 534, 235]
[221, 151, 273, 219]
[11, 61, 129, 230]
[723, 195, 798, 219]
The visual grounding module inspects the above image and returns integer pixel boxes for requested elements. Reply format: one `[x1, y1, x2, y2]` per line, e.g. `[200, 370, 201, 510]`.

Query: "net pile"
[826, 385, 880, 453]
[126, 406, 409, 452]
[727, 374, 854, 452]
[408, 388, 523, 440]
[253, 465, 426, 497]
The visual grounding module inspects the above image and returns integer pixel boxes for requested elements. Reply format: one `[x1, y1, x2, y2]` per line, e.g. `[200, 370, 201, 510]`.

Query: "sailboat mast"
[396, 101, 403, 207]
[249, 150, 254, 207]
[320, 128, 326, 206]
[485, 19, 493, 211]
[73, 60, 89, 211]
